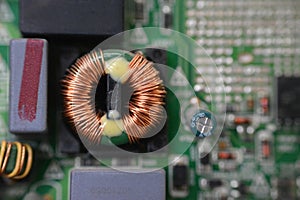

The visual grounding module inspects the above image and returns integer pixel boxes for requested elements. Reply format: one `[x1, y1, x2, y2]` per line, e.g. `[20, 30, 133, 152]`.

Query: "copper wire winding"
[125, 54, 166, 143]
[62, 49, 166, 143]
[0, 140, 33, 180]
[62, 50, 105, 143]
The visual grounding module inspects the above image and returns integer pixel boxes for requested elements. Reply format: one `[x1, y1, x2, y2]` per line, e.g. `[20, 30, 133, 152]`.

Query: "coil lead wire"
[0, 140, 33, 180]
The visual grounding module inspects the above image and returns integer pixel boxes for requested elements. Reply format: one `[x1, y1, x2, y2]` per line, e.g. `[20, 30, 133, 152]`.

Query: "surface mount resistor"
[212, 147, 243, 171]
[246, 96, 254, 112]
[259, 96, 269, 115]
[261, 140, 271, 159]
[256, 130, 273, 161]
[218, 151, 236, 160]
[234, 117, 251, 125]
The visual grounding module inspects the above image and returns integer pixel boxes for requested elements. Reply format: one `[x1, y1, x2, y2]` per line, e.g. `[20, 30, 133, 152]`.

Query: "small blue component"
[190, 110, 216, 138]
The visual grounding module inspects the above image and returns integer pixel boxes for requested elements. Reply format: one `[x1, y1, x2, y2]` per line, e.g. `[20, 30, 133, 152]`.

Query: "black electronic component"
[164, 12, 172, 28]
[226, 104, 240, 113]
[59, 122, 85, 154]
[143, 48, 168, 85]
[20, 0, 124, 37]
[145, 125, 168, 152]
[208, 179, 223, 189]
[169, 156, 189, 198]
[197, 143, 212, 173]
[162, 5, 173, 28]
[200, 154, 210, 165]
[173, 165, 189, 190]
[145, 48, 167, 65]
[115, 123, 168, 153]
[277, 76, 300, 125]
[277, 178, 296, 199]
[235, 182, 249, 196]
[134, 0, 146, 21]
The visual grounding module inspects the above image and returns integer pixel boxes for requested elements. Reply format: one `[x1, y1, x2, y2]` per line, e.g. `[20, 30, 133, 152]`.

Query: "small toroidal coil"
[0, 140, 33, 180]
[61, 49, 166, 143]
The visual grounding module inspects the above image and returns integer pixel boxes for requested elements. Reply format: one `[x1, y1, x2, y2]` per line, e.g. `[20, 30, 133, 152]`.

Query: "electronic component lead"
[0, 140, 33, 180]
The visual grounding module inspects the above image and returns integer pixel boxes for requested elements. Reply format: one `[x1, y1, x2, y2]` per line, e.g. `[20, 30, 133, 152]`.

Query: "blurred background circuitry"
[0, 0, 300, 199]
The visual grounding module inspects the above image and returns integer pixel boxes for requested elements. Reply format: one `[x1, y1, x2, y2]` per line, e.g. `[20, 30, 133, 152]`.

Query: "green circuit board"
[0, 0, 300, 199]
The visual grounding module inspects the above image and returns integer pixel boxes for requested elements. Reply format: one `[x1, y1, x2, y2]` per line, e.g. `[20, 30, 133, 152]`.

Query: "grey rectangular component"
[70, 168, 165, 200]
[9, 39, 47, 133]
